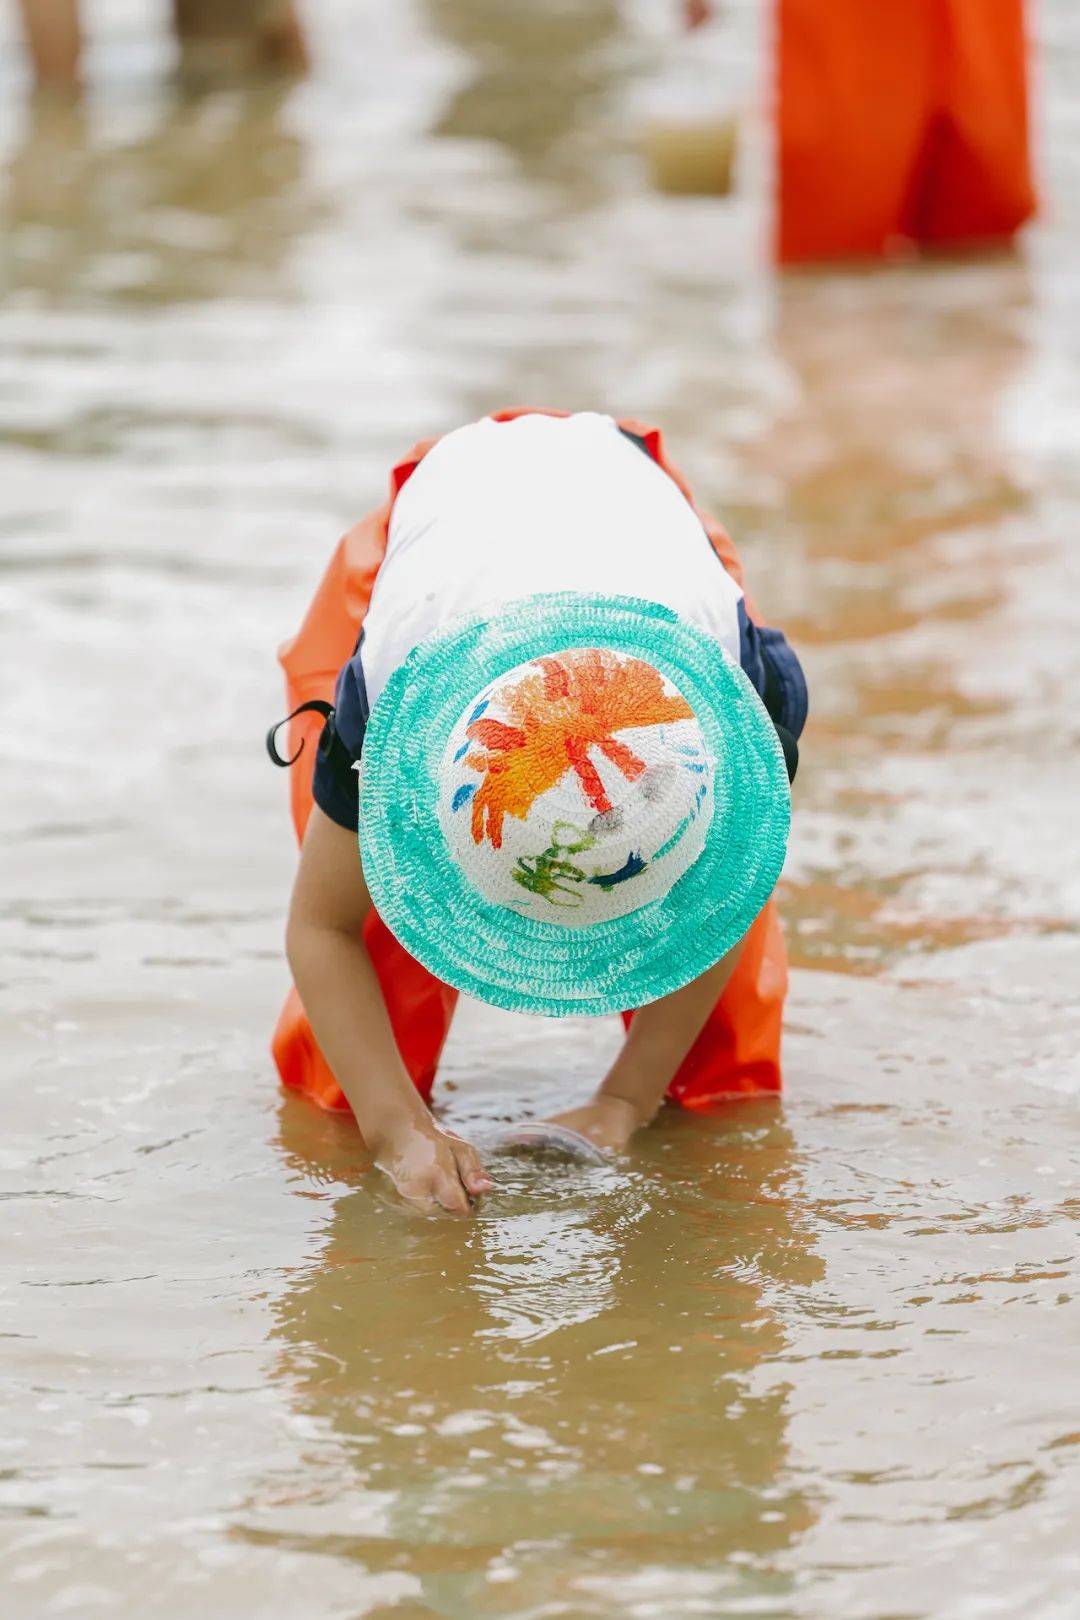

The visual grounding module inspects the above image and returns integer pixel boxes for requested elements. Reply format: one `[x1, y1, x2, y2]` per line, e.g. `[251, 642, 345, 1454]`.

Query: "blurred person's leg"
[172, 0, 307, 76]
[777, 0, 1034, 264]
[776, 0, 937, 264]
[17, 0, 81, 92]
[908, 0, 1035, 247]
[260, 1, 307, 72]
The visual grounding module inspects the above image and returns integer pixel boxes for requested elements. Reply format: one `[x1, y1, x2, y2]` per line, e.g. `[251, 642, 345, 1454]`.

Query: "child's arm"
[286, 806, 493, 1213]
[545, 944, 743, 1152]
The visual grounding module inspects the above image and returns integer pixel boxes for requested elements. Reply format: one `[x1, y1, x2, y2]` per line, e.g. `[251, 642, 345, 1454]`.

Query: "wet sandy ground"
[2, 2, 1080, 1616]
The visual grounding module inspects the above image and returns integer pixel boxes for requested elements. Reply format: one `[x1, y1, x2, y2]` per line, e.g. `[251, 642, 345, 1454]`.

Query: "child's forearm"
[545, 941, 744, 1152]
[287, 918, 493, 1212]
[286, 919, 430, 1148]
[284, 807, 492, 1213]
[598, 942, 743, 1125]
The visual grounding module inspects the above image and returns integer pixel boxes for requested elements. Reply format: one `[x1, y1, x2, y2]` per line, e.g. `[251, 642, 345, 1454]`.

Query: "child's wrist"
[355, 1093, 433, 1156]
[593, 1087, 654, 1133]
[598, 1043, 673, 1129]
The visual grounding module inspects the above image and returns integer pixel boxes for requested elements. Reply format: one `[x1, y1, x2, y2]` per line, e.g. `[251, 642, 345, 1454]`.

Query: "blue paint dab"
[589, 852, 647, 889]
[680, 760, 706, 774]
[453, 742, 470, 762]
[451, 783, 477, 812]
[468, 698, 489, 724]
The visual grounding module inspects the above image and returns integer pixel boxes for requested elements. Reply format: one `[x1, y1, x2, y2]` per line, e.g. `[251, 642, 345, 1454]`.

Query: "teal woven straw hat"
[358, 593, 790, 1017]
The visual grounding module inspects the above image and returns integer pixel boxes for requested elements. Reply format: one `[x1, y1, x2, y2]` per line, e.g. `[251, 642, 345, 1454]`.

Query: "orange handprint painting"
[463, 650, 693, 849]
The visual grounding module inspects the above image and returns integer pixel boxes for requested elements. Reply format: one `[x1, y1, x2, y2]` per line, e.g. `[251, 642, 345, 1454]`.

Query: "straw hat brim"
[358, 593, 790, 1018]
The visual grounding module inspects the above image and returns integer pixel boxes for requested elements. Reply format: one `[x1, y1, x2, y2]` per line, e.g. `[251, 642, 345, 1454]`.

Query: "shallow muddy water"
[2, 2, 1080, 1616]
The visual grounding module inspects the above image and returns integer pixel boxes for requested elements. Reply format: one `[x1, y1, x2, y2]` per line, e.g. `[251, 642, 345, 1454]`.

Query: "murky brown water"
[3, 2, 1080, 1616]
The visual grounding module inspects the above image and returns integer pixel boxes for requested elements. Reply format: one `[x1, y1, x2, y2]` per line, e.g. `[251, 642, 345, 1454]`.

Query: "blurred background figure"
[777, 0, 1035, 263]
[16, 0, 80, 88]
[15, 0, 307, 92]
[676, 0, 1035, 261]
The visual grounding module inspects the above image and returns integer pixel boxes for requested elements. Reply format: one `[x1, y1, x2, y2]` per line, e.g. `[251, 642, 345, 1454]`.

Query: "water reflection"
[2, 83, 313, 305]
[2, 0, 1078, 1611]
[243, 1088, 822, 1611]
[424, 0, 622, 180]
[754, 263, 1043, 975]
[760, 260, 1034, 618]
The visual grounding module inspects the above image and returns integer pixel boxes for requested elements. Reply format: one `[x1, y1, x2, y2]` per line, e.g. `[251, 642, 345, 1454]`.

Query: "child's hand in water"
[544, 1095, 642, 1154]
[373, 1122, 493, 1214]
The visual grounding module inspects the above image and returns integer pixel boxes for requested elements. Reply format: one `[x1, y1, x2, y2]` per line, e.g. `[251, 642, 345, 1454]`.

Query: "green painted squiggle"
[513, 822, 595, 905]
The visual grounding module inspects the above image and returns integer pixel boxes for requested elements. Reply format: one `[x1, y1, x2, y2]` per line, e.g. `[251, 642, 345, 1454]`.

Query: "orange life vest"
[272, 409, 788, 1113]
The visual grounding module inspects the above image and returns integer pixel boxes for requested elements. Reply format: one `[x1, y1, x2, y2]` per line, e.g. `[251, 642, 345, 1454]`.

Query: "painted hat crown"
[438, 646, 714, 929]
[358, 591, 791, 1017]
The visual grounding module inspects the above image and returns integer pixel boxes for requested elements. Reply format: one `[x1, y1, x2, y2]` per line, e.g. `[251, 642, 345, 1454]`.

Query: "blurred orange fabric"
[272, 410, 788, 1115]
[777, 0, 1036, 264]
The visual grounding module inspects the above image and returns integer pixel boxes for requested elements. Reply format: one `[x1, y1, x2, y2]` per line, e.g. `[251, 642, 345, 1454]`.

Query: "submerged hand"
[544, 1095, 642, 1155]
[373, 1123, 494, 1214]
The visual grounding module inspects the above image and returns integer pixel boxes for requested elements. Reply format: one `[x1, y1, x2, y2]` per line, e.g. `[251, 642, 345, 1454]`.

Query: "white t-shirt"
[359, 412, 743, 708]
